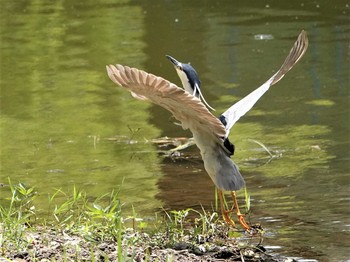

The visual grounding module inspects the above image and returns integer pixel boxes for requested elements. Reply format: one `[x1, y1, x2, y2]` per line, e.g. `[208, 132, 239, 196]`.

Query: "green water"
[1, 0, 349, 260]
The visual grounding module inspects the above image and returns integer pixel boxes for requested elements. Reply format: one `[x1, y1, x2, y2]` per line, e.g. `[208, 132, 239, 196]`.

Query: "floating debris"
[254, 34, 274, 40]
[46, 169, 65, 173]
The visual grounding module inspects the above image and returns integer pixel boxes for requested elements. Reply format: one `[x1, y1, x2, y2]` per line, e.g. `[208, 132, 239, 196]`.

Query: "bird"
[106, 30, 308, 231]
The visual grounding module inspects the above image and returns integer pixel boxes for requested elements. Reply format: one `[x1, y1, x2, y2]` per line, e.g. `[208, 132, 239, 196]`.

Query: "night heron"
[106, 30, 308, 231]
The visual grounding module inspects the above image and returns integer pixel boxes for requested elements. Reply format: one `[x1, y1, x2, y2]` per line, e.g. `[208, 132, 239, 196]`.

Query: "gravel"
[1, 226, 297, 262]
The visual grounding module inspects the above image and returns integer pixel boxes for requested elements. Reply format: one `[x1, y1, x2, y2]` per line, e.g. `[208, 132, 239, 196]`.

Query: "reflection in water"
[0, 0, 162, 212]
[157, 149, 216, 211]
[1, 0, 349, 260]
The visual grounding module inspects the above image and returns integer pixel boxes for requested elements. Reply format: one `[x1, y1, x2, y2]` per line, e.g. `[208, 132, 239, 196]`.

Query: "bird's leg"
[218, 189, 236, 227]
[218, 190, 251, 231]
[231, 191, 251, 231]
[168, 138, 195, 154]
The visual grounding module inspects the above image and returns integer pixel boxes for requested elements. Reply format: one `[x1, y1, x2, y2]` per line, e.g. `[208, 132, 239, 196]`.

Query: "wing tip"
[106, 64, 126, 86]
[270, 30, 309, 85]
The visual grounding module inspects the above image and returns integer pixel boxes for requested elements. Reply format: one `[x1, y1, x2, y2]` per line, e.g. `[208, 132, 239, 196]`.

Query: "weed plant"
[0, 178, 253, 260]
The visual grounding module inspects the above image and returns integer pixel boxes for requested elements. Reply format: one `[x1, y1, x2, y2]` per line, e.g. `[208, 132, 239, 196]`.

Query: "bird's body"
[106, 30, 308, 230]
[197, 137, 245, 191]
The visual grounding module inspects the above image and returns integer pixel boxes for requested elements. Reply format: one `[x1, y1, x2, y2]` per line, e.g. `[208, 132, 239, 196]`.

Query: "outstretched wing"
[220, 30, 309, 137]
[106, 64, 226, 140]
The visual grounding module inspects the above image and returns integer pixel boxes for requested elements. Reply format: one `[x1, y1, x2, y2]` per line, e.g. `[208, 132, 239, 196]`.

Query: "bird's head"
[166, 55, 201, 96]
[166, 55, 215, 111]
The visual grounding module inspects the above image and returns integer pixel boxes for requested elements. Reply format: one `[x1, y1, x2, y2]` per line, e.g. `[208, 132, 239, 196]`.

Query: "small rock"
[173, 242, 190, 250]
[243, 248, 255, 258]
[13, 251, 29, 259]
[214, 250, 235, 259]
[99, 242, 108, 251]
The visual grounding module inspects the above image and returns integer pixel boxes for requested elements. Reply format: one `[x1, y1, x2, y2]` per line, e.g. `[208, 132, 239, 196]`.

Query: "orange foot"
[218, 189, 251, 231]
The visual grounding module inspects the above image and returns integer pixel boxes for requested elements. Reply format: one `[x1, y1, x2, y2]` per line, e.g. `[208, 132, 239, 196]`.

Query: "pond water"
[1, 0, 349, 261]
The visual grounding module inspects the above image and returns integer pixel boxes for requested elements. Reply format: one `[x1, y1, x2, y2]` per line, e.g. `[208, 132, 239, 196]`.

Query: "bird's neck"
[176, 70, 195, 95]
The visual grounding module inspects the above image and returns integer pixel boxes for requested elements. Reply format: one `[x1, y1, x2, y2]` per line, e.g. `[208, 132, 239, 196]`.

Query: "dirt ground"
[2, 226, 296, 262]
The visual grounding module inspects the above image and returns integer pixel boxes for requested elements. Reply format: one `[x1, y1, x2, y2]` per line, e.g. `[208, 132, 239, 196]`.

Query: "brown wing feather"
[106, 64, 226, 138]
[271, 30, 309, 85]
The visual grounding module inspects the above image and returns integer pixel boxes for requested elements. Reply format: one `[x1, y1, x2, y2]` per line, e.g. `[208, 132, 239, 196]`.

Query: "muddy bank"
[2, 226, 296, 262]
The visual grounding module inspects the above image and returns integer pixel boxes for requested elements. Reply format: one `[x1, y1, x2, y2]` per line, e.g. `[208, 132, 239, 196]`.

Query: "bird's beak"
[166, 55, 182, 69]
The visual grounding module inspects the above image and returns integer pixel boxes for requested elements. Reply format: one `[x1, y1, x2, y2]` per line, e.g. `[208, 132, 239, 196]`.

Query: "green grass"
[0, 178, 256, 261]
[0, 178, 37, 252]
[0, 179, 126, 259]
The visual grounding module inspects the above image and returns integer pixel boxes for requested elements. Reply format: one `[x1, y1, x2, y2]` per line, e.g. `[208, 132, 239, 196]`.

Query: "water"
[1, 0, 349, 260]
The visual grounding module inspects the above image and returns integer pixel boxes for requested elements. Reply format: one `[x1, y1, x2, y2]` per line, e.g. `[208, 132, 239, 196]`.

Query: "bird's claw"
[237, 213, 251, 231]
[222, 210, 236, 227]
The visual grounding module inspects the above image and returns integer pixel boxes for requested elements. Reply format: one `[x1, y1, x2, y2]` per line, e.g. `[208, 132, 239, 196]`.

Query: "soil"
[1, 226, 297, 262]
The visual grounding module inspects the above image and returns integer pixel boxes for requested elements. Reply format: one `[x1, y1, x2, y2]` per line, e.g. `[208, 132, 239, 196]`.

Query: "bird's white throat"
[176, 69, 194, 95]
